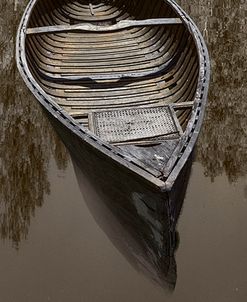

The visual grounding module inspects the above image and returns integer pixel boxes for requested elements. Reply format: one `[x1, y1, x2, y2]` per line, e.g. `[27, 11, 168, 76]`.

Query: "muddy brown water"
[1, 0, 247, 301]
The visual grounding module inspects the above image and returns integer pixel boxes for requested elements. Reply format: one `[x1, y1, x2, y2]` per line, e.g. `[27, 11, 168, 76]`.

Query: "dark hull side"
[46, 109, 193, 290]
[46, 108, 193, 239]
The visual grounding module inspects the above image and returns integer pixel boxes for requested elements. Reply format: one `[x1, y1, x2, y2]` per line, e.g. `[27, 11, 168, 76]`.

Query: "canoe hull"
[16, 0, 210, 191]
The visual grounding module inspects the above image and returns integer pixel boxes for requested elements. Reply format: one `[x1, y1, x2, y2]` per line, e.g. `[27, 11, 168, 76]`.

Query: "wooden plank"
[119, 139, 179, 172]
[171, 101, 194, 108]
[26, 18, 183, 35]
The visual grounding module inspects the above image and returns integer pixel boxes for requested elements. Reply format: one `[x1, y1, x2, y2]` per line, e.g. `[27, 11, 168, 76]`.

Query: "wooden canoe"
[16, 0, 210, 191]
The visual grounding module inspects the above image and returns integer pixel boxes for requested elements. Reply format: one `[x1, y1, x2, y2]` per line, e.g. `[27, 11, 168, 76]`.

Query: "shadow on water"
[0, 0, 69, 249]
[71, 154, 192, 291]
[177, 0, 247, 183]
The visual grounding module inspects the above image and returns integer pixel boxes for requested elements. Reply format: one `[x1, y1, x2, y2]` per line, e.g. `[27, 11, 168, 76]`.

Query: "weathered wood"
[17, 0, 210, 192]
[120, 139, 179, 172]
[171, 101, 194, 108]
[26, 18, 182, 35]
[88, 106, 182, 144]
[89, 3, 94, 16]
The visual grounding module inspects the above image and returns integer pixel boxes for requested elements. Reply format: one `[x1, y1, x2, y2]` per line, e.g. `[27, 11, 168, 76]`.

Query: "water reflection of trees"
[0, 0, 68, 248]
[177, 0, 247, 182]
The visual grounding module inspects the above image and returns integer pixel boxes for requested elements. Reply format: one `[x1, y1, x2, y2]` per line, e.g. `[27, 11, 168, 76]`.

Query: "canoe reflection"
[72, 153, 192, 290]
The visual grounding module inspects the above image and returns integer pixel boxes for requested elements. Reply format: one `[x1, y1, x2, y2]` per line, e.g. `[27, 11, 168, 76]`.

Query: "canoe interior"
[24, 0, 200, 175]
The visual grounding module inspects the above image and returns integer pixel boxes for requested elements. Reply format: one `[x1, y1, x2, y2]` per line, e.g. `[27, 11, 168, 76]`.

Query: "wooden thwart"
[26, 18, 183, 35]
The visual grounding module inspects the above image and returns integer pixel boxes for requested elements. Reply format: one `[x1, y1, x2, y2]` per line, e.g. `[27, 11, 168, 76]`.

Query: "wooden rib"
[26, 35, 198, 111]
[27, 46, 191, 103]
[26, 39, 195, 104]
[25, 0, 198, 137]
[26, 26, 184, 80]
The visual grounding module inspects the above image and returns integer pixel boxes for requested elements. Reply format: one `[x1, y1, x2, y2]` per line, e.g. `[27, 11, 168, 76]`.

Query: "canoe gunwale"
[163, 0, 210, 188]
[16, 0, 210, 192]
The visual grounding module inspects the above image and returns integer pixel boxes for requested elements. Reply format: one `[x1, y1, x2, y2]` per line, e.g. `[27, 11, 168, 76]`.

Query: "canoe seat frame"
[88, 104, 184, 144]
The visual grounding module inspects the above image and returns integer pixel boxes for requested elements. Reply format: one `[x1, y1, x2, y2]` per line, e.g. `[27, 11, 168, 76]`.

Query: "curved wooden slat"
[24, 0, 198, 152]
